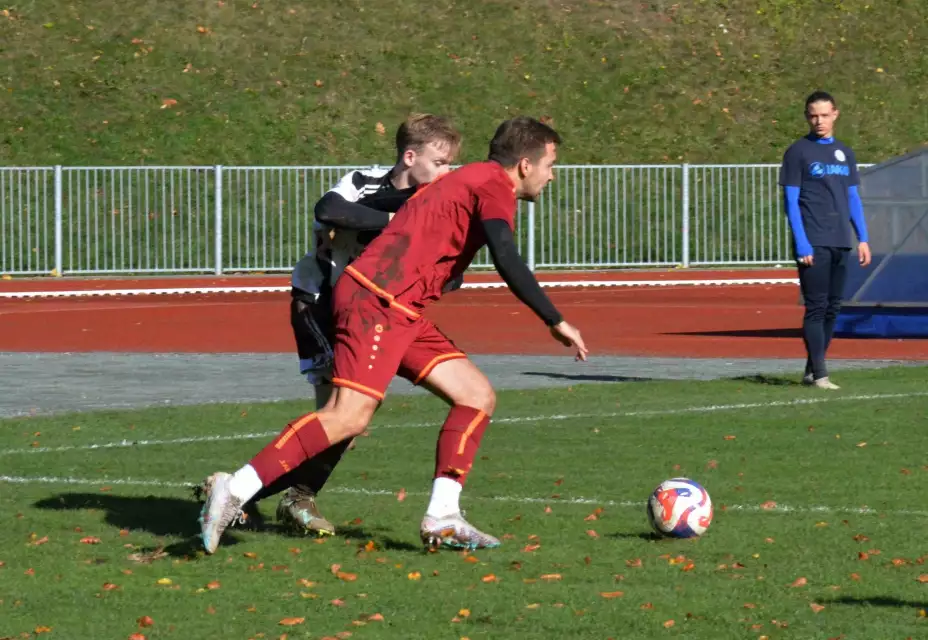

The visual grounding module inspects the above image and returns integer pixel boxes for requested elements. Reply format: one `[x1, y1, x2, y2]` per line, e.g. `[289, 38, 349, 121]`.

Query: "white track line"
[0, 278, 798, 299]
[2, 391, 925, 458]
[1, 475, 923, 517]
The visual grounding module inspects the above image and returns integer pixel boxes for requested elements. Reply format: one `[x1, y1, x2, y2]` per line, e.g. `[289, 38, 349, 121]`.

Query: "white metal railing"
[0, 164, 872, 276]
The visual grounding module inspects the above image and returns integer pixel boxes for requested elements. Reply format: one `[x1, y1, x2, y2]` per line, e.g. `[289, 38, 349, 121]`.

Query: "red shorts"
[330, 273, 466, 401]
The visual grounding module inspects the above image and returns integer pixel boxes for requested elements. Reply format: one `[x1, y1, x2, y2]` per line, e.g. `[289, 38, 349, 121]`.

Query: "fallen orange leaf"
[540, 573, 562, 581]
[80, 537, 101, 544]
[331, 599, 346, 607]
[375, 122, 386, 135]
[279, 617, 305, 626]
[810, 603, 825, 613]
[458, 608, 471, 617]
[29, 535, 49, 546]
[917, 574, 928, 583]
[243, 552, 258, 559]
[407, 571, 422, 580]
[337, 571, 358, 582]
[626, 558, 642, 568]
[640, 602, 653, 609]
[522, 543, 541, 552]
[35, 627, 52, 634]
[891, 558, 907, 567]
[366, 613, 384, 621]
[682, 562, 695, 572]
[600, 591, 624, 598]
[397, 488, 407, 502]
[137, 616, 154, 627]
[297, 579, 315, 587]
[481, 574, 499, 583]
[760, 501, 777, 510]
[663, 619, 675, 628]
[586, 529, 599, 538]
[743, 603, 756, 609]
[850, 572, 862, 581]
[526, 603, 541, 609]
[723, 435, 736, 440]
[790, 577, 808, 588]
[128, 634, 146, 640]
[102, 582, 119, 591]
[206, 580, 221, 590]
[463, 556, 479, 564]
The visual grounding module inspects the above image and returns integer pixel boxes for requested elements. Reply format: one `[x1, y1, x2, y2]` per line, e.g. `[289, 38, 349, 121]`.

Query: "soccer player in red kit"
[200, 116, 588, 553]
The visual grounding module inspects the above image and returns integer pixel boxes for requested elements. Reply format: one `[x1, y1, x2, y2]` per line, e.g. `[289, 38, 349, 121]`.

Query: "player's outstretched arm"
[482, 218, 588, 361]
[315, 186, 418, 230]
[314, 192, 392, 230]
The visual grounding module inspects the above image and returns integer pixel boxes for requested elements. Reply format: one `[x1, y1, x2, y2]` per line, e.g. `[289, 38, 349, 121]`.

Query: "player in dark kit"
[199, 116, 588, 554]
[779, 91, 871, 389]
[197, 114, 462, 537]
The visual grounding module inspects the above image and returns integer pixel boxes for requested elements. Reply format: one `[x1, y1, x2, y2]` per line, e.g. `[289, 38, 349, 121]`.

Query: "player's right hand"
[550, 321, 588, 362]
[798, 254, 814, 266]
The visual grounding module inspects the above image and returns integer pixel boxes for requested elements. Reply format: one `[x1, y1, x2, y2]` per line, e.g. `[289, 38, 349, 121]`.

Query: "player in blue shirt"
[779, 91, 872, 389]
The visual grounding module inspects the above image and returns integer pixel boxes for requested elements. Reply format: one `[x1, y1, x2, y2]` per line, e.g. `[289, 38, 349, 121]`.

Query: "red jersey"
[344, 161, 516, 317]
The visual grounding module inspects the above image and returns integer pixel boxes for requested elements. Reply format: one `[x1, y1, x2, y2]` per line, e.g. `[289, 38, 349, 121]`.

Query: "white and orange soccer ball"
[646, 477, 713, 538]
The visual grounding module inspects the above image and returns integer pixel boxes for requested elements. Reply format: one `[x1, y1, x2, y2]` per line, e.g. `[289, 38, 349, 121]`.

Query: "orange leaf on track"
[337, 571, 358, 582]
[810, 603, 825, 613]
[790, 577, 808, 588]
[407, 571, 422, 580]
[663, 619, 675, 628]
[137, 616, 154, 627]
[917, 574, 928, 583]
[626, 558, 642, 568]
[481, 574, 499, 583]
[128, 634, 146, 640]
[586, 530, 599, 538]
[600, 591, 624, 598]
[206, 580, 221, 589]
[760, 501, 777, 510]
[102, 582, 119, 591]
[522, 544, 541, 552]
[279, 617, 305, 626]
[540, 574, 562, 581]
[397, 488, 407, 502]
[80, 537, 101, 544]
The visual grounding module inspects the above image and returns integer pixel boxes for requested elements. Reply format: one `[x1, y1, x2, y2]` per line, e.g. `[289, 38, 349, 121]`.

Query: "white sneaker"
[198, 471, 245, 554]
[420, 512, 501, 551]
[812, 376, 840, 390]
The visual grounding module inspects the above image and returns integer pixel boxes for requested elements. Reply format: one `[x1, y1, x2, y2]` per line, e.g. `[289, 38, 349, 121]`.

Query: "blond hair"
[395, 113, 462, 161]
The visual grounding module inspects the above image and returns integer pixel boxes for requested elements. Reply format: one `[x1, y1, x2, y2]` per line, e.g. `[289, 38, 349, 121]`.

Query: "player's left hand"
[550, 321, 589, 362]
[857, 241, 872, 267]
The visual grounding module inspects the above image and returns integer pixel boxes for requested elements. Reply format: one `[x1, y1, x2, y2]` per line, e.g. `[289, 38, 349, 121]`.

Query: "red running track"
[0, 271, 925, 360]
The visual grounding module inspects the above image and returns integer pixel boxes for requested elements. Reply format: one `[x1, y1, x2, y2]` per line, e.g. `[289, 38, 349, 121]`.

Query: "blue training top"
[778, 133, 868, 257]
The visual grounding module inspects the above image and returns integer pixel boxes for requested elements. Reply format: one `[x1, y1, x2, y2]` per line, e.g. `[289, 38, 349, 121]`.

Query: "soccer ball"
[646, 477, 713, 538]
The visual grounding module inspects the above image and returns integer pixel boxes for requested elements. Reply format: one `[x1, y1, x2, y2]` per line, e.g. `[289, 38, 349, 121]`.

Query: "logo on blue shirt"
[809, 161, 849, 178]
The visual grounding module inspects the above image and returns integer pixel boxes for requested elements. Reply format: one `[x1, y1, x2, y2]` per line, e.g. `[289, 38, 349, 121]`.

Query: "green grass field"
[2, 0, 926, 167]
[2, 366, 928, 638]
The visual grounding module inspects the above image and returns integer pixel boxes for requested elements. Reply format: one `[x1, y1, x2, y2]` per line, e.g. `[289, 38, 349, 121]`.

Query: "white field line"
[0, 277, 799, 299]
[0, 474, 923, 517]
[2, 391, 925, 458]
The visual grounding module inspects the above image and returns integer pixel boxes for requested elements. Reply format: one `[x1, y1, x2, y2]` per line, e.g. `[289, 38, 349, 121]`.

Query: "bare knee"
[318, 389, 377, 441]
[456, 379, 496, 415]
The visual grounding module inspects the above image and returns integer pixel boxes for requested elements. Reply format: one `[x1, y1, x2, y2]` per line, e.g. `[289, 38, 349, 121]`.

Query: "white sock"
[426, 477, 462, 518]
[227, 464, 263, 503]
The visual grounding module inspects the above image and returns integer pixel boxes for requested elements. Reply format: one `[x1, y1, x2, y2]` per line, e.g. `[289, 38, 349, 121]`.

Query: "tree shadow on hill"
[819, 595, 928, 610]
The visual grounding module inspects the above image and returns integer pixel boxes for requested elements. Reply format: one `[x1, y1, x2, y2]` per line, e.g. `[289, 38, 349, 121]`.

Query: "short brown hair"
[487, 116, 562, 167]
[395, 113, 462, 161]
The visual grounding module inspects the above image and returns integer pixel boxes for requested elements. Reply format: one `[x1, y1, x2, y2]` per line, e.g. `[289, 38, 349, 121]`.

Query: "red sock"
[434, 405, 490, 486]
[249, 412, 333, 486]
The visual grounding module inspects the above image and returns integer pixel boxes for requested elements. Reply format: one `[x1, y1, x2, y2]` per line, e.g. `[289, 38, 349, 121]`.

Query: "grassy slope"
[1, 0, 926, 167]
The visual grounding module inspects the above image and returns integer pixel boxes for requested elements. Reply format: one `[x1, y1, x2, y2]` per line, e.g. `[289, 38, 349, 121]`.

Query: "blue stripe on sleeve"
[848, 185, 869, 243]
[784, 186, 813, 257]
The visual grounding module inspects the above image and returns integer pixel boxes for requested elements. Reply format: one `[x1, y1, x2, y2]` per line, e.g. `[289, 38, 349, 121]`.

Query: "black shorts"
[291, 287, 335, 386]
